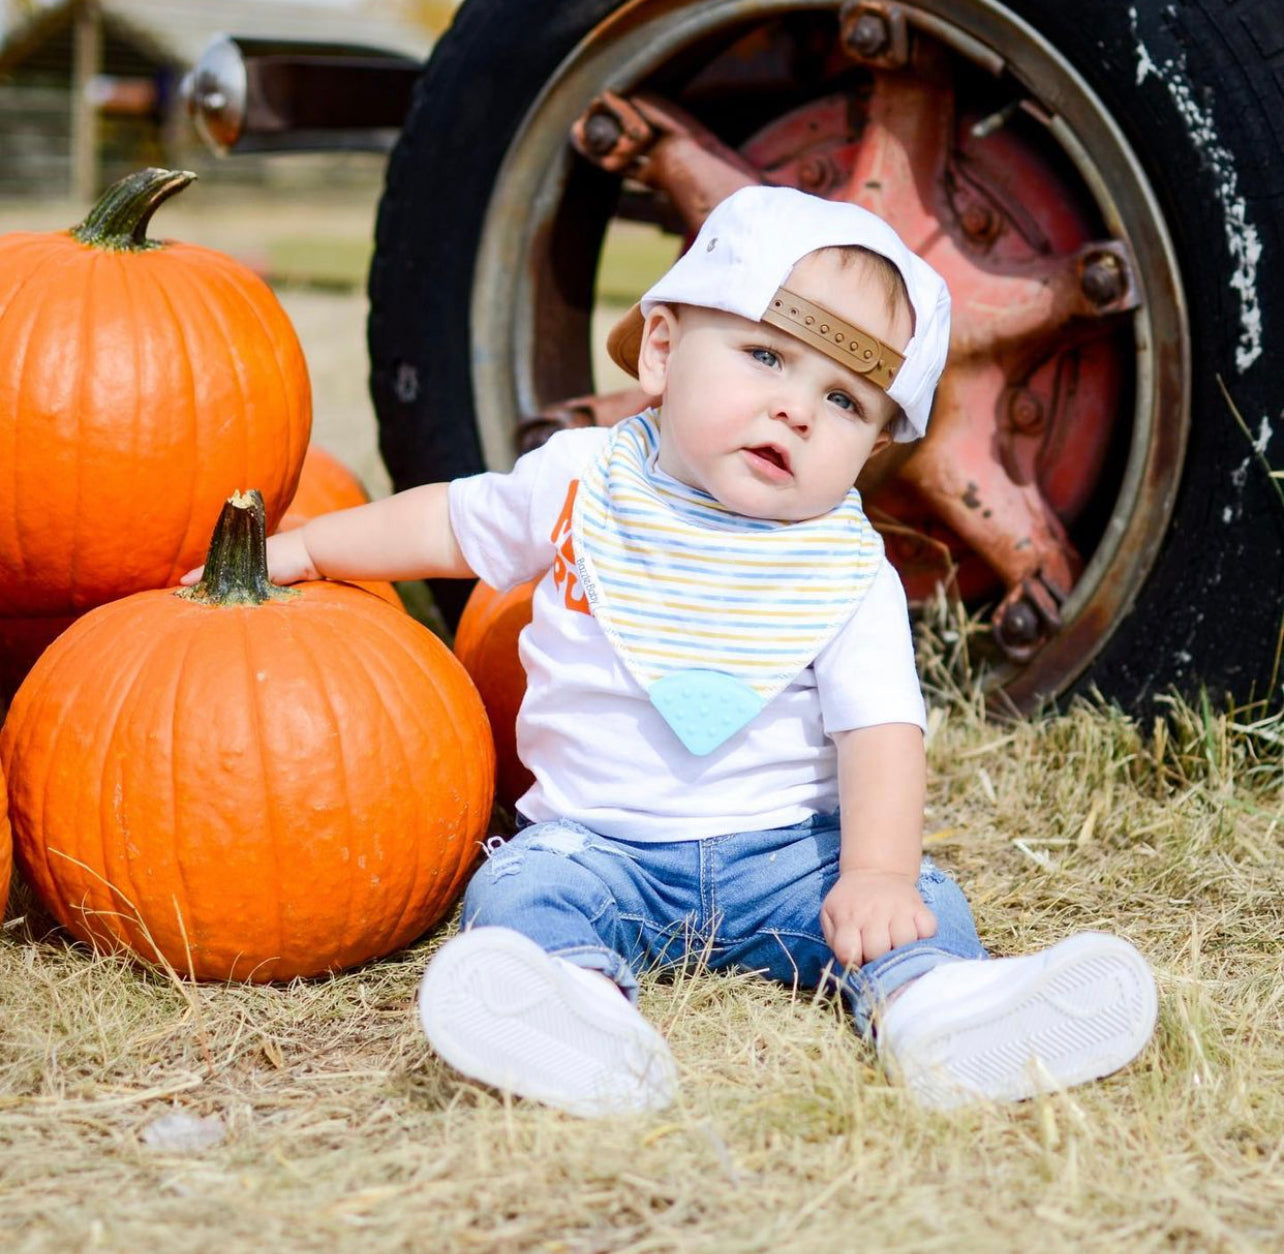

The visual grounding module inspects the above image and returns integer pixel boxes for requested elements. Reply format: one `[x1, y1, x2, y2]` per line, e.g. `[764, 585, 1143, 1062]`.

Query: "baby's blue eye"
[750, 347, 780, 368]
[828, 390, 858, 412]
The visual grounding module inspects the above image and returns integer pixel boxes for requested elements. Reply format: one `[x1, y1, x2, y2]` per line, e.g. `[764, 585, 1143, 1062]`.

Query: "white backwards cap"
[607, 184, 951, 441]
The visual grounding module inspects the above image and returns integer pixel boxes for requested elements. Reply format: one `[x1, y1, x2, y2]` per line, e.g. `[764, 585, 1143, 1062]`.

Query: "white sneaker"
[417, 926, 677, 1117]
[878, 932, 1158, 1109]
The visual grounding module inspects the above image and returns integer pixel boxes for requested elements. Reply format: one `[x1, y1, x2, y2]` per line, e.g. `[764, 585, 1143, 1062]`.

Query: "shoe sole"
[891, 933, 1158, 1109]
[418, 927, 676, 1117]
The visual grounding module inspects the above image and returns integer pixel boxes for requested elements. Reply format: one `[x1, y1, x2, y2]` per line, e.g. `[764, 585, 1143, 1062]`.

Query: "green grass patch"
[266, 235, 374, 291]
[595, 220, 682, 306]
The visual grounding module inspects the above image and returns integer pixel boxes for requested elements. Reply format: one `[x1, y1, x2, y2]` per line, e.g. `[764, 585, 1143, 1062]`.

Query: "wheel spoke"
[571, 91, 760, 228]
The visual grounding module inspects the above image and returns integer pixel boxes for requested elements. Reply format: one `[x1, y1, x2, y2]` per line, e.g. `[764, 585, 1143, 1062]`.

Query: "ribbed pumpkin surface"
[0, 215, 310, 616]
[454, 579, 537, 810]
[0, 581, 493, 981]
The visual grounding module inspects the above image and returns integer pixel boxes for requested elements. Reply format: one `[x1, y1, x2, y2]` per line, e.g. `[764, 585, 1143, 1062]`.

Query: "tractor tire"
[368, 0, 1284, 712]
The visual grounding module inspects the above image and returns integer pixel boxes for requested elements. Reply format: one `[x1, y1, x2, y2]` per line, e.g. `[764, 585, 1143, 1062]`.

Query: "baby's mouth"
[745, 444, 792, 477]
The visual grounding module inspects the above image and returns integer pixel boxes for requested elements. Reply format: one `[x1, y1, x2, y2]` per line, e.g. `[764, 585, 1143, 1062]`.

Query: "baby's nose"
[771, 393, 812, 431]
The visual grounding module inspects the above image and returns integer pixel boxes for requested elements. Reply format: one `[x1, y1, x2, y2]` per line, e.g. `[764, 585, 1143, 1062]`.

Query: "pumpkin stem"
[177, 490, 298, 607]
[69, 168, 197, 252]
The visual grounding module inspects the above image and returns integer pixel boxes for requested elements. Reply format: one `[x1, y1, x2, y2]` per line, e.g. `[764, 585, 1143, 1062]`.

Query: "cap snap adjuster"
[761, 285, 903, 391]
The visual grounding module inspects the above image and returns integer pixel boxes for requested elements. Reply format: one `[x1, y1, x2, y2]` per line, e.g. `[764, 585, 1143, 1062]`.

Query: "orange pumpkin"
[279, 444, 372, 527]
[0, 168, 310, 618]
[275, 445, 402, 611]
[0, 491, 494, 982]
[454, 578, 537, 809]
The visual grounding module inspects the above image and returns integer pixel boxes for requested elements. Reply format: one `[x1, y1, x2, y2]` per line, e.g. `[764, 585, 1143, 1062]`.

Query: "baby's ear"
[637, 305, 680, 396]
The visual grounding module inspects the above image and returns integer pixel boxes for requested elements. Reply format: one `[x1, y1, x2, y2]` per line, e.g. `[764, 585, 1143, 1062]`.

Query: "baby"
[241, 186, 1158, 1115]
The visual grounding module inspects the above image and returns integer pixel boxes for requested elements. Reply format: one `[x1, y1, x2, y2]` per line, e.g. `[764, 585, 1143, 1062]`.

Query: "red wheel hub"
[560, 20, 1140, 660]
[740, 39, 1126, 612]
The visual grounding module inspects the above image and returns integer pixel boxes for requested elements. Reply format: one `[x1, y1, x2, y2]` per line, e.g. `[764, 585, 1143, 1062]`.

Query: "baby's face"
[639, 250, 913, 521]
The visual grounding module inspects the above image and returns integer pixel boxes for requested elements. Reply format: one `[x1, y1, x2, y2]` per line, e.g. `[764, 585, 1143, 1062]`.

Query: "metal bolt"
[583, 110, 623, 157]
[961, 202, 996, 240]
[1008, 388, 1044, 433]
[517, 419, 561, 456]
[517, 405, 594, 455]
[799, 156, 829, 192]
[1081, 251, 1124, 306]
[995, 597, 1041, 649]
[846, 12, 891, 58]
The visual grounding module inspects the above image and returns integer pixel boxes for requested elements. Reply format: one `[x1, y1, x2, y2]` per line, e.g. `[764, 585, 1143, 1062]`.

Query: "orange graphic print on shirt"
[550, 479, 591, 616]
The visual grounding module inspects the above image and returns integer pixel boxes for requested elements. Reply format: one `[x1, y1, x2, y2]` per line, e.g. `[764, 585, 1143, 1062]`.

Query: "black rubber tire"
[368, 0, 1284, 711]
[368, 0, 626, 628]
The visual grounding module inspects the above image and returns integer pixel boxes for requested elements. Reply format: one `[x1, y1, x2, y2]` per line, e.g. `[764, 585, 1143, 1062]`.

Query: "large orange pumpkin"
[0, 169, 311, 618]
[454, 578, 537, 810]
[275, 445, 402, 611]
[0, 492, 494, 982]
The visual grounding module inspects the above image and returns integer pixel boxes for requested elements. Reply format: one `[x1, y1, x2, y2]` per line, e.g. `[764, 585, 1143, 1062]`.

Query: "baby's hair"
[815, 244, 914, 332]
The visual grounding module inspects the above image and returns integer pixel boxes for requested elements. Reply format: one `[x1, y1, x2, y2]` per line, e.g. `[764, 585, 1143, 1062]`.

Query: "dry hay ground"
[0, 619, 1280, 1254]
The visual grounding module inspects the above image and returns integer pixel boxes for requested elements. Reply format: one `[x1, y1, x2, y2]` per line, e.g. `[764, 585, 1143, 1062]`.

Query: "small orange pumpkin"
[454, 578, 537, 809]
[278, 444, 372, 527]
[274, 445, 402, 611]
[0, 169, 311, 618]
[0, 491, 494, 982]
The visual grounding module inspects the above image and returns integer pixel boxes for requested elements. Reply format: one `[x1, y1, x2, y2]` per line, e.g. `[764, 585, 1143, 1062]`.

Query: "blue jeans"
[461, 812, 987, 1035]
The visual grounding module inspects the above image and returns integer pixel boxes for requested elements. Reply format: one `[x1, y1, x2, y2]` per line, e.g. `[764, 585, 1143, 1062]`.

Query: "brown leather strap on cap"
[761, 286, 903, 391]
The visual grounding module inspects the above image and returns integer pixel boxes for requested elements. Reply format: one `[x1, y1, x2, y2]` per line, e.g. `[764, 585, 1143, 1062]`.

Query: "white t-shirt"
[449, 427, 925, 842]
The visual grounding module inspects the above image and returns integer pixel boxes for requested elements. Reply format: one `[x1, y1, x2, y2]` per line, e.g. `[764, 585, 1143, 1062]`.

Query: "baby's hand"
[179, 528, 320, 588]
[820, 869, 937, 969]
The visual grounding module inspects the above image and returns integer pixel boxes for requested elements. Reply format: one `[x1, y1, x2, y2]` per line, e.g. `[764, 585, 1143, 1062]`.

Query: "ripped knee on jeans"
[479, 822, 602, 882]
[479, 834, 525, 881]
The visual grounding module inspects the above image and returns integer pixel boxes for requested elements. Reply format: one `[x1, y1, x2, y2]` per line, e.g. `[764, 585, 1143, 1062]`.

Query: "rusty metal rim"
[469, 0, 1190, 707]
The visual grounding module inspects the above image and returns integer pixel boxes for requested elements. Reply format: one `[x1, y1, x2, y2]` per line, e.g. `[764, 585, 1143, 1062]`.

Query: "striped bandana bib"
[571, 410, 884, 755]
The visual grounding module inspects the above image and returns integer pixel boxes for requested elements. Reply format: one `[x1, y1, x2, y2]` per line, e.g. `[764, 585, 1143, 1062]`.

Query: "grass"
[2, 610, 1280, 1254]
[238, 204, 680, 296]
[267, 236, 374, 292]
[596, 221, 682, 306]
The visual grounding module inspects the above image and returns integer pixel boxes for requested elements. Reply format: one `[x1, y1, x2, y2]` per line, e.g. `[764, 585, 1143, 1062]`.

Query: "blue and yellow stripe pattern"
[571, 411, 882, 753]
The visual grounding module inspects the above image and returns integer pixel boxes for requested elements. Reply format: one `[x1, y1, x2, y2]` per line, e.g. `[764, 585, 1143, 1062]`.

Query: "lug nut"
[961, 202, 996, 240]
[517, 405, 594, 455]
[1007, 388, 1044, 433]
[1081, 251, 1125, 306]
[846, 12, 891, 58]
[583, 110, 623, 158]
[799, 156, 830, 192]
[995, 597, 1041, 650]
